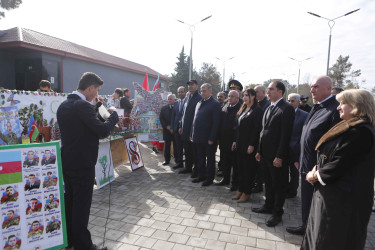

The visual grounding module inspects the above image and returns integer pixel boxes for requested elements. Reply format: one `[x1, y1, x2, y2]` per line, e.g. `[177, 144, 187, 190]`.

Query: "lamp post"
[288, 57, 312, 94]
[307, 9, 360, 75]
[215, 57, 235, 91]
[177, 15, 212, 80]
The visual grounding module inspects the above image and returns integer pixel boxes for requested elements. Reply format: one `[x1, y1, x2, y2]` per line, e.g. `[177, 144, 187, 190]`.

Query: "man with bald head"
[216, 90, 241, 188]
[255, 85, 270, 111]
[286, 76, 341, 235]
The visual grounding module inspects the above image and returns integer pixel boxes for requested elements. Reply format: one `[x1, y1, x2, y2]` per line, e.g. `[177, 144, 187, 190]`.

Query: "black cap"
[228, 80, 243, 91]
[187, 79, 198, 85]
[300, 95, 309, 103]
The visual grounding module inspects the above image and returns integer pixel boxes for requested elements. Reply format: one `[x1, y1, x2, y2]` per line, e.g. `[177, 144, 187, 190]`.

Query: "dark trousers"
[221, 149, 238, 186]
[218, 150, 224, 171]
[163, 132, 176, 163]
[238, 152, 257, 194]
[254, 160, 264, 187]
[174, 132, 183, 164]
[183, 140, 197, 172]
[63, 168, 95, 250]
[301, 173, 314, 227]
[196, 143, 216, 181]
[287, 162, 299, 195]
[262, 158, 289, 216]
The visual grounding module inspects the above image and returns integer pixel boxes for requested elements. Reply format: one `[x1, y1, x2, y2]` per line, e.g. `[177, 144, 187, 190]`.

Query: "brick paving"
[81, 142, 375, 250]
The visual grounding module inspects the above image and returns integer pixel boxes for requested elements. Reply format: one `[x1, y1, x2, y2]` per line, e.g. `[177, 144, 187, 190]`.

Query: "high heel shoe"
[237, 193, 250, 203]
[232, 192, 242, 200]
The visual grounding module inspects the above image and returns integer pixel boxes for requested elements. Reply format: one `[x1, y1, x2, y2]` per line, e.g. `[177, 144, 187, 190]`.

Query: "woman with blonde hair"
[302, 89, 375, 250]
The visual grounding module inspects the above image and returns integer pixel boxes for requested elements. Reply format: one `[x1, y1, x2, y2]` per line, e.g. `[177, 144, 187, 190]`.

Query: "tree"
[328, 55, 361, 88]
[195, 62, 221, 97]
[168, 47, 190, 94]
[0, 0, 22, 19]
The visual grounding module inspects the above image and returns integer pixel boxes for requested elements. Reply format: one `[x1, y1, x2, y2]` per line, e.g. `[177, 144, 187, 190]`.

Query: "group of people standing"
[159, 76, 375, 249]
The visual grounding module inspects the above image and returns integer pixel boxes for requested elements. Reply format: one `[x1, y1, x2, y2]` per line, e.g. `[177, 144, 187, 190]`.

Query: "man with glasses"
[286, 93, 308, 198]
[38, 80, 53, 92]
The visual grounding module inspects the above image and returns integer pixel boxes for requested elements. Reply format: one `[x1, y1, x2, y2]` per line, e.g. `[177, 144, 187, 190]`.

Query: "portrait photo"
[22, 150, 39, 168]
[1, 186, 18, 204]
[42, 171, 58, 188]
[45, 215, 61, 233]
[41, 149, 56, 166]
[2, 233, 21, 250]
[27, 220, 44, 238]
[25, 198, 42, 215]
[24, 174, 41, 191]
[1, 209, 20, 229]
[44, 193, 59, 211]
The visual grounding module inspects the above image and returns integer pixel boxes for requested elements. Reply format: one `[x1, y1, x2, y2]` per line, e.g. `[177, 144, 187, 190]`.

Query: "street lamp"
[288, 57, 312, 94]
[215, 57, 235, 91]
[177, 15, 212, 80]
[307, 9, 360, 75]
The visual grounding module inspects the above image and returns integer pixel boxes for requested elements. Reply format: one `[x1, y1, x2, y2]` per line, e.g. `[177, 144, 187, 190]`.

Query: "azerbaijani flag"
[28, 115, 39, 141]
[152, 74, 160, 91]
[0, 151, 22, 185]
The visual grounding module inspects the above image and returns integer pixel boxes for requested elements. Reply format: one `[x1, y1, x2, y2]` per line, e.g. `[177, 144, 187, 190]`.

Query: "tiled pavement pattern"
[82, 142, 375, 250]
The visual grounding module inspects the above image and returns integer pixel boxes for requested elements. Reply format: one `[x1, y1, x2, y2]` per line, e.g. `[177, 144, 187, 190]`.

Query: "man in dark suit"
[41, 150, 56, 165]
[24, 174, 40, 191]
[286, 93, 308, 198]
[191, 83, 221, 186]
[159, 94, 177, 165]
[252, 85, 271, 193]
[215, 90, 241, 187]
[23, 151, 38, 168]
[178, 80, 202, 177]
[252, 80, 295, 227]
[120, 88, 133, 116]
[286, 76, 341, 235]
[57, 72, 119, 250]
[171, 86, 186, 169]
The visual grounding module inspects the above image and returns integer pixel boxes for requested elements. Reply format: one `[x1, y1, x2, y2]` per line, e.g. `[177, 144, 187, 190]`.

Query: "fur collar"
[315, 117, 367, 150]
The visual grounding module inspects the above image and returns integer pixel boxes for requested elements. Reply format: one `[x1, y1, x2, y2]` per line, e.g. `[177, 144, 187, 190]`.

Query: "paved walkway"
[86, 142, 375, 250]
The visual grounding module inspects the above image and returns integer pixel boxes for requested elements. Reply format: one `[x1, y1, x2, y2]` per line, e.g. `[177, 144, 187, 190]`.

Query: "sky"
[1, 0, 374, 91]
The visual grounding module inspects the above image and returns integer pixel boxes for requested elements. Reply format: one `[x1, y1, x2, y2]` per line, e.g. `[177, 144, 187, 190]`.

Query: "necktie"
[265, 105, 274, 122]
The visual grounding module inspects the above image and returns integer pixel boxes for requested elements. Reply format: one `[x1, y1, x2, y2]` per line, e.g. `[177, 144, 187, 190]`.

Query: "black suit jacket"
[159, 104, 174, 140]
[191, 97, 221, 144]
[299, 95, 341, 174]
[171, 98, 186, 132]
[258, 99, 295, 161]
[258, 97, 271, 111]
[57, 94, 119, 173]
[289, 108, 308, 163]
[219, 102, 241, 151]
[180, 91, 202, 141]
[235, 104, 263, 154]
[120, 96, 133, 115]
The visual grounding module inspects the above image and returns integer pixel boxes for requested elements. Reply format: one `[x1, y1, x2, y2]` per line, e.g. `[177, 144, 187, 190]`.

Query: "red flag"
[142, 72, 149, 91]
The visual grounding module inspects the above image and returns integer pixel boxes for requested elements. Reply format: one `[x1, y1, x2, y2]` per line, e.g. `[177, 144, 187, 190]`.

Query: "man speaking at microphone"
[57, 72, 119, 250]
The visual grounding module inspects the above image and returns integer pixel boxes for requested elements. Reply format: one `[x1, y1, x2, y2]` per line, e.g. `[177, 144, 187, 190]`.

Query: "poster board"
[95, 141, 115, 189]
[0, 141, 67, 250]
[124, 137, 144, 171]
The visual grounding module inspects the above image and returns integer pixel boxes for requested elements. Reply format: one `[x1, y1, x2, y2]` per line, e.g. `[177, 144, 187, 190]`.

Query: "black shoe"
[152, 146, 159, 153]
[179, 169, 192, 174]
[286, 225, 306, 235]
[190, 172, 198, 178]
[215, 179, 229, 186]
[172, 164, 183, 169]
[285, 192, 297, 199]
[266, 215, 282, 227]
[252, 206, 273, 214]
[252, 185, 263, 193]
[162, 161, 170, 165]
[216, 171, 223, 177]
[202, 180, 213, 186]
[90, 244, 107, 250]
[192, 178, 205, 183]
[230, 185, 238, 192]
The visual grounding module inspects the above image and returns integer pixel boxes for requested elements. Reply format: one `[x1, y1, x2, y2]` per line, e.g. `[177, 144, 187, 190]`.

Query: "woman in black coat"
[302, 89, 375, 250]
[231, 88, 263, 202]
